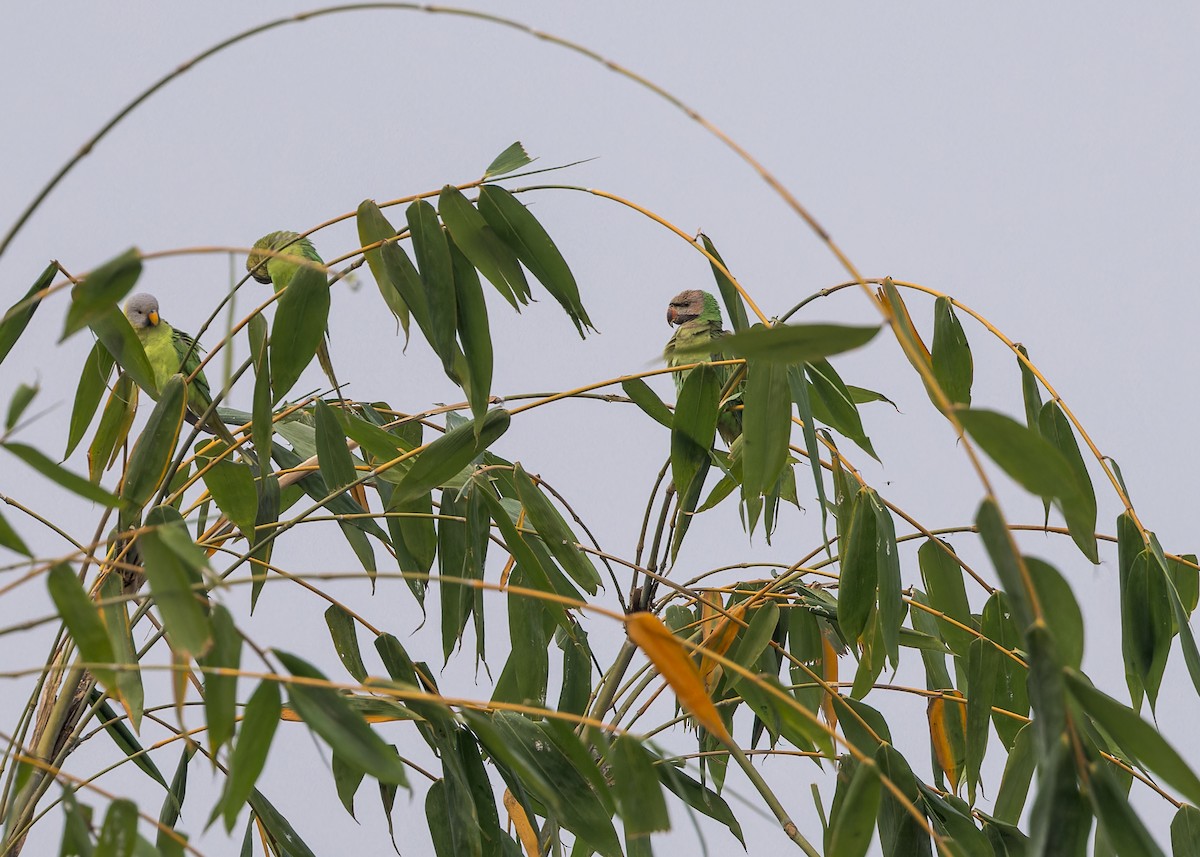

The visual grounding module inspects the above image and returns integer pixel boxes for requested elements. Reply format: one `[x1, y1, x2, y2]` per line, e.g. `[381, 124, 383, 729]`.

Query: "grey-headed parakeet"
[124, 293, 239, 448]
[246, 230, 338, 389]
[664, 289, 741, 445]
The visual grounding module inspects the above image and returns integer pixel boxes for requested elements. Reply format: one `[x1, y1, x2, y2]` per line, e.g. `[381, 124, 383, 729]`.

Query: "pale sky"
[2, 4, 1199, 854]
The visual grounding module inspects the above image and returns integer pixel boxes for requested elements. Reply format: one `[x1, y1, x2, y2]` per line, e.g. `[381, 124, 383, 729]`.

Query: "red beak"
[666, 307, 676, 326]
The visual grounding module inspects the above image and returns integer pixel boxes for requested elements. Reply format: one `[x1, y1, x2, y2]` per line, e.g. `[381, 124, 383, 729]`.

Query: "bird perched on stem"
[123, 293, 239, 448]
[664, 289, 742, 445]
[246, 230, 338, 389]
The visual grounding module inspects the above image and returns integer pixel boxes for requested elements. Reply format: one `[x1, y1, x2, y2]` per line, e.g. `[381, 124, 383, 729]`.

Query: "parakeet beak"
[666, 307, 676, 326]
[147, 310, 160, 326]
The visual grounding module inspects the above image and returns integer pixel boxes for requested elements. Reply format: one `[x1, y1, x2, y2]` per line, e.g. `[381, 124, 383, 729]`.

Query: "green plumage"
[124, 293, 238, 447]
[246, 230, 338, 389]
[664, 289, 742, 445]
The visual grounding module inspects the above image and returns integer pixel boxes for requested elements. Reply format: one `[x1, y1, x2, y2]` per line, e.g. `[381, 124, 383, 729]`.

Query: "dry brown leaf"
[927, 690, 966, 793]
[698, 602, 747, 693]
[626, 611, 731, 743]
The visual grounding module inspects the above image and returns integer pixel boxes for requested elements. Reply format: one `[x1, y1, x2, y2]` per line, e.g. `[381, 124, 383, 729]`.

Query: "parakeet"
[664, 289, 742, 445]
[123, 293, 239, 448]
[246, 230, 338, 390]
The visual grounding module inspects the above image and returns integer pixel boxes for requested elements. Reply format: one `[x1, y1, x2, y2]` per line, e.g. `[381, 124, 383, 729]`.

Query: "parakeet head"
[666, 290, 722, 326]
[246, 230, 312, 284]
[124, 293, 161, 329]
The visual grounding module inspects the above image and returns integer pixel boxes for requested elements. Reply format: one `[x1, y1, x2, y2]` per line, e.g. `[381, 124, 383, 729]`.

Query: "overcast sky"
[2, 4, 1199, 854]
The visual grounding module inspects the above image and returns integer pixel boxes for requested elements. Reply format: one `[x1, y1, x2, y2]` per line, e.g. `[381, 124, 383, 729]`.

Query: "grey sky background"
[2, 3, 1199, 854]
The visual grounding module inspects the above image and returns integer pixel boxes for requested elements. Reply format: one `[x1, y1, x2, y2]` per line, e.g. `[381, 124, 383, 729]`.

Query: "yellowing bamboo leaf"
[927, 690, 967, 794]
[626, 611, 731, 742]
[504, 788, 539, 857]
[821, 631, 840, 727]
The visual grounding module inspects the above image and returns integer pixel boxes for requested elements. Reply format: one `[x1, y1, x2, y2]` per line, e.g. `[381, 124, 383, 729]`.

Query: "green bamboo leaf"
[875, 744, 932, 857]
[314, 400, 358, 492]
[156, 744, 194, 853]
[96, 571, 143, 731]
[828, 761, 881, 857]
[356, 199, 410, 340]
[91, 693, 167, 790]
[493, 565, 549, 707]
[219, 681, 281, 831]
[871, 494, 902, 669]
[931, 296, 972, 407]
[1171, 552, 1200, 617]
[426, 777, 481, 857]
[620, 378, 673, 429]
[1145, 531, 1200, 704]
[199, 603, 240, 754]
[439, 185, 530, 308]
[450, 239, 493, 425]
[408, 198, 461, 375]
[656, 765, 744, 845]
[728, 600, 781, 685]
[918, 786, 991, 855]
[60, 787, 96, 857]
[807, 359, 879, 461]
[269, 264, 329, 402]
[482, 140, 532, 179]
[324, 603, 368, 683]
[670, 364, 719, 555]
[47, 562, 117, 690]
[1065, 668, 1200, 805]
[62, 248, 142, 340]
[457, 733, 510, 856]
[140, 505, 212, 658]
[1027, 556, 1083, 669]
[120, 374, 186, 512]
[1038, 401, 1098, 562]
[0, 261, 54, 367]
[274, 650, 410, 785]
[993, 723, 1035, 824]
[437, 487, 488, 662]
[787, 366, 831, 553]
[477, 185, 592, 332]
[976, 499, 1034, 632]
[196, 456, 258, 537]
[88, 374, 137, 484]
[387, 409, 510, 508]
[981, 592, 1030, 750]
[0, 510, 30, 556]
[965, 637, 999, 801]
[958, 409, 1082, 504]
[332, 752, 365, 819]
[610, 736, 670, 836]
[698, 233, 749, 332]
[1172, 805, 1200, 857]
[66, 340, 116, 458]
[917, 539, 975, 658]
[742, 358, 791, 498]
[6, 381, 37, 430]
[512, 463, 601, 595]
[94, 797, 137, 857]
[557, 622, 592, 716]
[246, 790, 318, 857]
[678, 322, 878, 365]
[838, 488, 877, 644]
[1015, 344, 1043, 432]
[1086, 758, 1165, 857]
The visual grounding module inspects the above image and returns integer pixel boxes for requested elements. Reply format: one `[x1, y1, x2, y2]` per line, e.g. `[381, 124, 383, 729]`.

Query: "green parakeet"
[246, 230, 338, 389]
[664, 289, 742, 445]
[123, 293, 239, 448]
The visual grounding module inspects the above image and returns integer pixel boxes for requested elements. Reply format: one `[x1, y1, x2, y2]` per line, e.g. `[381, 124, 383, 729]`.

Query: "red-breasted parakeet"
[664, 289, 742, 445]
[123, 292, 239, 447]
[246, 230, 338, 389]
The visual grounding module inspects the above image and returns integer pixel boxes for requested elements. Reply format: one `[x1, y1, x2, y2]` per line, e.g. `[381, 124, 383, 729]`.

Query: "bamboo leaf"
[66, 340, 116, 458]
[88, 374, 137, 484]
[610, 736, 670, 836]
[388, 409, 509, 509]
[313, 399, 358, 493]
[94, 798, 137, 857]
[742, 358, 791, 498]
[274, 650, 410, 785]
[1172, 805, 1200, 857]
[196, 455, 258, 538]
[246, 790, 318, 857]
[1086, 758, 1166, 857]
[120, 374, 186, 512]
[993, 722, 1035, 824]
[503, 788, 539, 857]
[626, 611, 730, 742]
[477, 185, 592, 333]
[62, 249, 142, 340]
[927, 692, 967, 794]
[1038, 400, 1098, 562]
[450, 239, 493, 425]
[356, 199, 411, 340]
[917, 539, 975, 658]
[5, 381, 37, 430]
[269, 264, 329, 401]
[621, 378, 673, 428]
[511, 463, 601, 595]
[931, 296, 972, 407]
[439, 185, 529, 308]
[0, 510, 30, 556]
[90, 304, 157, 395]
[324, 604, 368, 683]
[0, 261, 54, 367]
[91, 693, 167, 790]
[47, 562, 117, 690]
[656, 766, 744, 845]
[679, 322, 878, 364]
[807, 358, 878, 460]
[199, 603, 240, 754]
[828, 760, 881, 857]
[965, 637, 999, 801]
[140, 505, 212, 658]
[699, 233, 749, 332]
[483, 141, 533, 178]
[958, 409, 1082, 504]
[220, 679, 280, 830]
[838, 488, 877, 644]
[156, 744, 193, 854]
